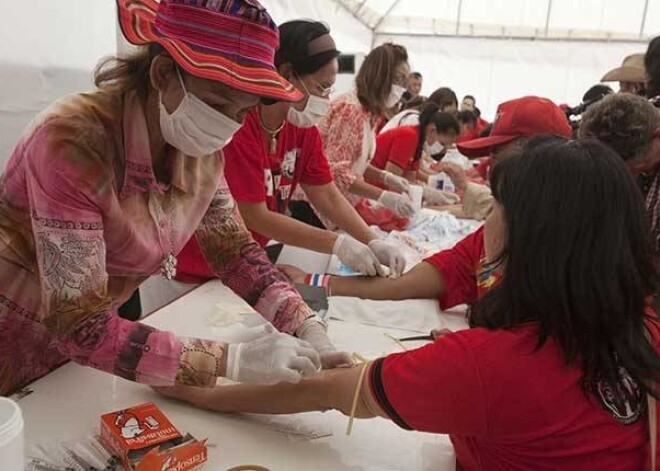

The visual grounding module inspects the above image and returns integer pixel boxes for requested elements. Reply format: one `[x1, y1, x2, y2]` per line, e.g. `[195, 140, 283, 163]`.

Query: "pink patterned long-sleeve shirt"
[302, 90, 378, 229]
[0, 90, 314, 395]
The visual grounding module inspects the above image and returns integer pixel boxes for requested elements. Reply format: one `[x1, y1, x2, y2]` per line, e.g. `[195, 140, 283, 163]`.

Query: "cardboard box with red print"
[100, 402, 207, 470]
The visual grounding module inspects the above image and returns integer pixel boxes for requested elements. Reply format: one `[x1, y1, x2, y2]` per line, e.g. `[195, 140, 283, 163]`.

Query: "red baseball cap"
[457, 96, 572, 158]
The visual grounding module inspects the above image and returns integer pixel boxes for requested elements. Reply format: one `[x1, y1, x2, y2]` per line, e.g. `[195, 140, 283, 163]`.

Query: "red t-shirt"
[371, 125, 422, 175]
[423, 227, 499, 311]
[224, 108, 333, 246]
[457, 118, 490, 144]
[175, 108, 333, 282]
[370, 319, 658, 470]
[457, 127, 480, 144]
[473, 157, 492, 180]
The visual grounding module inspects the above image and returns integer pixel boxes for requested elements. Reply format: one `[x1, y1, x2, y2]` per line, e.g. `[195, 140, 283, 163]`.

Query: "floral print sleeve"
[25, 125, 225, 388]
[318, 97, 366, 196]
[195, 174, 315, 334]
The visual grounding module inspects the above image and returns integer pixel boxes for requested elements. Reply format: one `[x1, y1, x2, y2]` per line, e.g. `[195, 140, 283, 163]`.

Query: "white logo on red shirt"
[282, 149, 298, 179]
[595, 365, 642, 425]
[264, 169, 274, 197]
[280, 184, 292, 200]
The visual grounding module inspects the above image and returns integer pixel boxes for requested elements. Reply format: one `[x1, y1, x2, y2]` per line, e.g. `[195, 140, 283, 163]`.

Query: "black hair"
[275, 20, 340, 77]
[471, 135, 660, 405]
[479, 123, 492, 138]
[563, 84, 614, 120]
[457, 110, 477, 127]
[428, 87, 458, 109]
[463, 94, 476, 103]
[474, 106, 482, 118]
[646, 36, 660, 99]
[582, 84, 613, 103]
[415, 103, 460, 161]
[410, 72, 423, 79]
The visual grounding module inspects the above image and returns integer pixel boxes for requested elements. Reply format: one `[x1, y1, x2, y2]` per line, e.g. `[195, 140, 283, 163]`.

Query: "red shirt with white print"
[175, 107, 333, 282]
[224, 107, 333, 246]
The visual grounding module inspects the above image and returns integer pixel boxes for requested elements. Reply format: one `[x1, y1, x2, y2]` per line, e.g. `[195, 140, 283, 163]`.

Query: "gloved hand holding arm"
[295, 317, 353, 369]
[226, 327, 321, 385]
[332, 233, 385, 277]
[422, 186, 461, 205]
[382, 171, 410, 192]
[378, 191, 415, 217]
[368, 239, 407, 278]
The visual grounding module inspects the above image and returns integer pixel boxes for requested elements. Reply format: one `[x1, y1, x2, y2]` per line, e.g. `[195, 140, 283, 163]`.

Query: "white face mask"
[287, 94, 330, 128]
[424, 141, 445, 155]
[385, 84, 406, 108]
[159, 69, 242, 157]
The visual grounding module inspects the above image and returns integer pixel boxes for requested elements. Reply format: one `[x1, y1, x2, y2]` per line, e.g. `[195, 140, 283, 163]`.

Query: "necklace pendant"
[269, 136, 277, 154]
[161, 253, 178, 280]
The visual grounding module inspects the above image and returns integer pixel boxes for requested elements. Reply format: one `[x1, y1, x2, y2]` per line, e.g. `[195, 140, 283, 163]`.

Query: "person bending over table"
[278, 100, 572, 312]
[369, 103, 460, 207]
[157, 137, 660, 470]
[0, 0, 347, 396]
[176, 20, 406, 283]
[293, 43, 416, 230]
[436, 96, 573, 220]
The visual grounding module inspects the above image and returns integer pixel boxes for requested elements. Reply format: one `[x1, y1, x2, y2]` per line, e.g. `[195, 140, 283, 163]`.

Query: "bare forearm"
[348, 177, 384, 200]
[364, 164, 386, 186]
[164, 380, 328, 415]
[305, 184, 375, 245]
[157, 365, 384, 419]
[329, 262, 445, 300]
[418, 169, 432, 183]
[239, 202, 337, 253]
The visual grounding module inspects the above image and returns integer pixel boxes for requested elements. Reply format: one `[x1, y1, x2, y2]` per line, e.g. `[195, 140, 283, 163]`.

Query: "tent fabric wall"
[0, 0, 117, 171]
[0, 0, 656, 172]
[375, 33, 647, 119]
[260, 0, 374, 54]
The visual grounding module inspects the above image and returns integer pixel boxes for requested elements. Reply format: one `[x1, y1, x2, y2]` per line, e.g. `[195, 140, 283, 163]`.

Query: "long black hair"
[415, 103, 459, 161]
[470, 135, 660, 403]
[275, 20, 340, 76]
[645, 35, 660, 99]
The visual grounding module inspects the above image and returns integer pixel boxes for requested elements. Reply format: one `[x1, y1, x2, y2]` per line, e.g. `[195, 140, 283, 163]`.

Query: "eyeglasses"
[297, 75, 334, 98]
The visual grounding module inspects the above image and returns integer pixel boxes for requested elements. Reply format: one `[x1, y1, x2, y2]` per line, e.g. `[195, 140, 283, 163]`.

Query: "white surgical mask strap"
[295, 75, 313, 111]
[175, 66, 187, 95]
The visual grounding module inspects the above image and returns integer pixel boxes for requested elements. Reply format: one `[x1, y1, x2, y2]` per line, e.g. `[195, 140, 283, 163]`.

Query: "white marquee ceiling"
[334, 0, 659, 41]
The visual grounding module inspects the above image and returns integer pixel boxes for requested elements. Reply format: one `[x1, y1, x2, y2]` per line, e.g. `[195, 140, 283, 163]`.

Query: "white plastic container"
[0, 397, 24, 471]
[443, 148, 471, 169]
[428, 172, 455, 193]
[408, 184, 424, 212]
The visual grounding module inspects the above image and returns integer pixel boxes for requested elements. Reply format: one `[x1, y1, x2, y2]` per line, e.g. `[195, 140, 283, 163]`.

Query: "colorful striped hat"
[116, 0, 303, 102]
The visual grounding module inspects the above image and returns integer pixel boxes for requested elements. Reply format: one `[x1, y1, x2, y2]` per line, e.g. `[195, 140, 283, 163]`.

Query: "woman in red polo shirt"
[371, 104, 459, 178]
[176, 21, 407, 282]
[370, 103, 460, 205]
[158, 136, 660, 470]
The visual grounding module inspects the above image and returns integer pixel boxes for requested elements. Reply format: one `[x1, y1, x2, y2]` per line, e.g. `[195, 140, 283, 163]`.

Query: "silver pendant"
[161, 253, 178, 280]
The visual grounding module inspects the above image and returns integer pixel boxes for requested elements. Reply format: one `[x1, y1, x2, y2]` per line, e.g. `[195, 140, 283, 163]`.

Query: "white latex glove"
[422, 186, 461, 205]
[383, 172, 410, 192]
[332, 234, 384, 277]
[378, 191, 415, 217]
[295, 317, 354, 369]
[368, 239, 407, 278]
[226, 330, 321, 385]
[233, 321, 279, 343]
